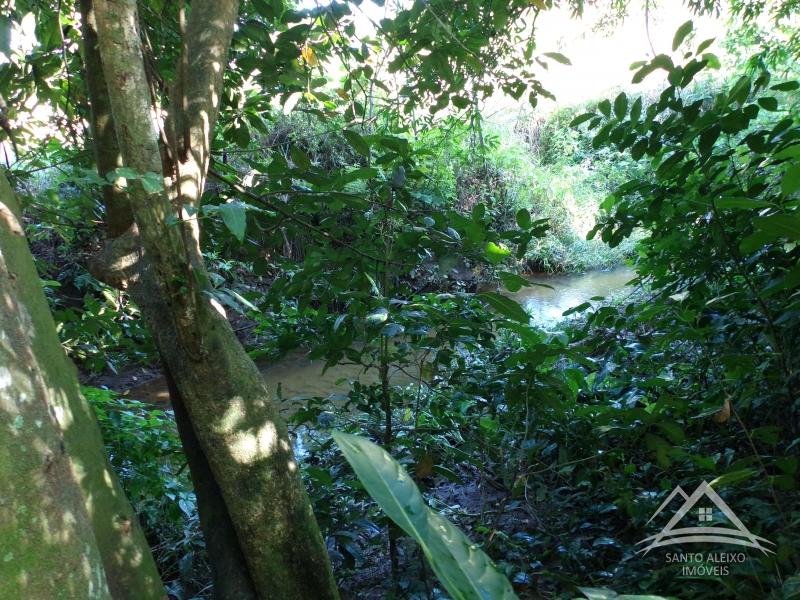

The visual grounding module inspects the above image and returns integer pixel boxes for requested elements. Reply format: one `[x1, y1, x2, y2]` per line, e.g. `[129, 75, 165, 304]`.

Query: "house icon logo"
[636, 481, 775, 555]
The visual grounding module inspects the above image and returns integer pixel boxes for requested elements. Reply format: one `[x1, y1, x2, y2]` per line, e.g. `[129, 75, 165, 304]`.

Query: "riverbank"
[108, 266, 636, 407]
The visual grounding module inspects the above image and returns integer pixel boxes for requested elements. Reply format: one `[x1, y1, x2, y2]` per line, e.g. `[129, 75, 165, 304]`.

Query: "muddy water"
[503, 265, 636, 325]
[124, 266, 635, 404]
[123, 350, 413, 407]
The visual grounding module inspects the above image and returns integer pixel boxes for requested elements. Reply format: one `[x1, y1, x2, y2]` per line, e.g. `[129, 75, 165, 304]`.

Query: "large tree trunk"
[0, 171, 164, 599]
[165, 368, 258, 600]
[84, 1, 339, 597]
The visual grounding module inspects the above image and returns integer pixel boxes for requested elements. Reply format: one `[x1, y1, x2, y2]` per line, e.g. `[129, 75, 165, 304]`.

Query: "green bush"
[84, 387, 208, 598]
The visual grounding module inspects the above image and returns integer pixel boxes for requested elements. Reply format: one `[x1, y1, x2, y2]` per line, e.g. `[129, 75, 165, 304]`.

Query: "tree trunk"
[165, 368, 258, 600]
[0, 171, 164, 599]
[84, 1, 339, 597]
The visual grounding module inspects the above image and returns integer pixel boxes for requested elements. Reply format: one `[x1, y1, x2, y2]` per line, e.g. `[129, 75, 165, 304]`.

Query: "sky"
[305, 0, 730, 118]
[490, 2, 728, 117]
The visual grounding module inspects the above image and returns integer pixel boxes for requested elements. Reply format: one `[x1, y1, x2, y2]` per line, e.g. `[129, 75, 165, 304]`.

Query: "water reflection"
[504, 266, 636, 325]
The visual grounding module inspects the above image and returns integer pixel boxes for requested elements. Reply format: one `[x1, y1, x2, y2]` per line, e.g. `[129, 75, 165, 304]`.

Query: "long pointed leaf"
[333, 431, 518, 600]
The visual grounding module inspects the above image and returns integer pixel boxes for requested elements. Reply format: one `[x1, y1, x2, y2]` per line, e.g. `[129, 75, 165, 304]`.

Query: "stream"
[124, 266, 635, 405]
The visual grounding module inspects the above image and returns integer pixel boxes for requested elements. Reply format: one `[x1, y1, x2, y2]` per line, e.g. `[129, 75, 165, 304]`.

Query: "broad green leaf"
[714, 197, 774, 210]
[613, 93, 628, 119]
[771, 80, 799, 92]
[755, 214, 800, 240]
[498, 271, 531, 293]
[644, 433, 672, 468]
[570, 112, 595, 127]
[543, 51, 571, 65]
[391, 165, 406, 188]
[580, 589, 673, 600]
[698, 125, 720, 155]
[776, 457, 798, 475]
[366, 307, 389, 323]
[478, 292, 530, 323]
[580, 588, 619, 600]
[218, 203, 247, 241]
[0, 15, 10, 58]
[729, 75, 752, 104]
[562, 301, 592, 317]
[140, 172, 164, 194]
[696, 37, 715, 54]
[709, 468, 758, 489]
[343, 129, 370, 156]
[485, 241, 511, 264]
[335, 167, 379, 187]
[472, 202, 486, 222]
[629, 97, 642, 123]
[516, 208, 531, 229]
[702, 52, 721, 69]
[758, 97, 779, 111]
[782, 165, 800, 195]
[290, 146, 311, 171]
[332, 432, 518, 600]
[106, 166, 138, 181]
[672, 20, 693, 51]
[380, 323, 405, 337]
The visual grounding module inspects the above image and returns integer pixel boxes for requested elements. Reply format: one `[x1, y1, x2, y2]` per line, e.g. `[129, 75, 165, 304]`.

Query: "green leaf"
[755, 214, 800, 240]
[613, 93, 628, 119]
[771, 80, 799, 92]
[758, 97, 779, 111]
[498, 271, 531, 293]
[335, 167, 379, 187]
[140, 172, 164, 194]
[332, 432, 518, 600]
[570, 112, 596, 127]
[452, 95, 471, 109]
[702, 52, 721, 69]
[644, 433, 673, 468]
[516, 208, 531, 229]
[630, 97, 642, 123]
[696, 37, 715, 54]
[579, 588, 619, 600]
[380, 323, 405, 337]
[579, 588, 672, 600]
[709, 469, 758, 489]
[218, 203, 247, 241]
[478, 292, 530, 323]
[366, 307, 389, 323]
[485, 241, 510, 264]
[543, 51, 571, 65]
[106, 166, 138, 181]
[698, 125, 720, 156]
[343, 129, 370, 156]
[729, 75, 752, 104]
[562, 302, 591, 317]
[781, 165, 800, 195]
[672, 20, 693, 51]
[472, 203, 486, 222]
[290, 146, 311, 171]
[714, 197, 774, 210]
[391, 165, 406, 189]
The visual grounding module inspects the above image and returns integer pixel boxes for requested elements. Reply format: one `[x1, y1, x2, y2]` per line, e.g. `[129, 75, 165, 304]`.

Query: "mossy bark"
[85, 1, 340, 597]
[0, 171, 164, 599]
[165, 368, 258, 600]
[78, 0, 132, 237]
